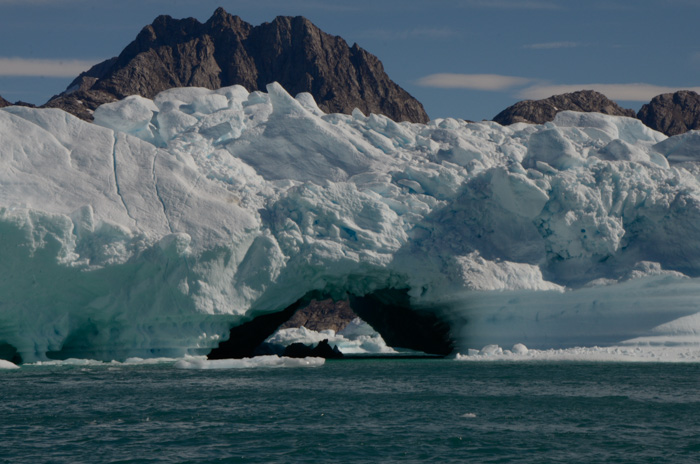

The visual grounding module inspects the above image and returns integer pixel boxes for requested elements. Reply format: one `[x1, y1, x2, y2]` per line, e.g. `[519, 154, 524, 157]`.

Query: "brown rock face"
[280, 299, 358, 333]
[493, 90, 636, 125]
[637, 91, 700, 136]
[43, 8, 428, 123]
[0, 95, 11, 108]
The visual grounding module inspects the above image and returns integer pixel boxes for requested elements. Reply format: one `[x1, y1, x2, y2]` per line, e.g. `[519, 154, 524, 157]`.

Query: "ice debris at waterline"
[456, 343, 700, 362]
[4, 82, 700, 362]
[0, 359, 20, 369]
[174, 355, 325, 369]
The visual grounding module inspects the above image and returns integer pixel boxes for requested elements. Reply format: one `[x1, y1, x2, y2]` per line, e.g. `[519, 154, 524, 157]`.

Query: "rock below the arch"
[283, 340, 343, 359]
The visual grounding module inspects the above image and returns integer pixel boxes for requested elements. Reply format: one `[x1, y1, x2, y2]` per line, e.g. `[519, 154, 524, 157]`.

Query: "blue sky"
[1, 0, 699, 121]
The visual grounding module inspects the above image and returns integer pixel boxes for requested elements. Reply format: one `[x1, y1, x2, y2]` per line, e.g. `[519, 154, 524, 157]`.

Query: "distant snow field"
[3, 82, 700, 362]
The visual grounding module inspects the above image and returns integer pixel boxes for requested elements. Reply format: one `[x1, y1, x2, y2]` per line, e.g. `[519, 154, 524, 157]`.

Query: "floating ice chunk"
[480, 344, 503, 355]
[0, 359, 19, 369]
[174, 355, 325, 369]
[512, 343, 528, 355]
[455, 344, 700, 362]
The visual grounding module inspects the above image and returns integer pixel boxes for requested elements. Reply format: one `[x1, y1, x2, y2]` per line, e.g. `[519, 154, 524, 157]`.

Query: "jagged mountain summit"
[637, 90, 700, 136]
[43, 7, 428, 124]
[492, 90, 636, 125]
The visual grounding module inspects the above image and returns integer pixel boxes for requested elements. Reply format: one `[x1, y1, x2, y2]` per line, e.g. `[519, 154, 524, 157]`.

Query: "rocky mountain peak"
[0, 95, 11, 108]
[43, 8, 428, 123]
[637, 90, 700, 136]
[493, 90, 636, 125]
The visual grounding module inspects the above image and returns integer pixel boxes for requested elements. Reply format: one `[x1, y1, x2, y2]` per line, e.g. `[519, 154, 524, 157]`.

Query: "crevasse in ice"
[2, 82, 700, 362]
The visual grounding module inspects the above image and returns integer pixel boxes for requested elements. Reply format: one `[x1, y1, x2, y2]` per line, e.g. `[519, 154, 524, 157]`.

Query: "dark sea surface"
[2, 359, 700, 463]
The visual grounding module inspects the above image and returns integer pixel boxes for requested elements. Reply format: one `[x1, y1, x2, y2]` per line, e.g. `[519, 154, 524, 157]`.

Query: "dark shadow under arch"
[0, 342, 22, 365]
[207, 288, 455, 359]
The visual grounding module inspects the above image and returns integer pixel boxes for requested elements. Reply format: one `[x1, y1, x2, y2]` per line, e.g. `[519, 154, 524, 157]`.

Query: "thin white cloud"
[417, 73, 534, 91]
[523, 41, 582, 49]
[519, 83, 700, 101]
[418, 72, 700, 101]
[360, 27, 459, 40]
[0, 57, 98, 77]
[0, 0, 83, 3]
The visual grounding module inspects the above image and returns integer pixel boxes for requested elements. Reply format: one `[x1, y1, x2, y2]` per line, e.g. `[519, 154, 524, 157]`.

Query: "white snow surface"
[3, 82, 700, 362]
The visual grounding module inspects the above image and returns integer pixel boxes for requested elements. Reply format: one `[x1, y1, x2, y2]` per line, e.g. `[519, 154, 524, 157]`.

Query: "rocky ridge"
[492, 89, 700, 137]
[279, 299, 358, 333]
[0, 95, 11, 108]
[492, 90, 636, 125]
[637, 90, 700, 136]
[43, 7, 428, 124]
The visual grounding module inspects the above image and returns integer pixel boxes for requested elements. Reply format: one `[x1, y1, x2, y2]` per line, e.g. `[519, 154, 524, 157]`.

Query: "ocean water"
[2, 359, 700, 463]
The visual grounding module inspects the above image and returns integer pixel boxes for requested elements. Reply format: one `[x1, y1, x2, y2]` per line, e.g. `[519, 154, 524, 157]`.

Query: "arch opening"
[207, 288, 455, 359]
[0, 342, 22, 365]
[349, 289, 455, 356]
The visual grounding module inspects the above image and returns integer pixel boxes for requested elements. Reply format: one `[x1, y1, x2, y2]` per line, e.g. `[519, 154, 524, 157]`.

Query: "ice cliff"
[3, 83, 700, 362]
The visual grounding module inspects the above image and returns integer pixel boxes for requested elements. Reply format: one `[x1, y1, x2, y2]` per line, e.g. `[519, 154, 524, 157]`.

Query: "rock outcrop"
[0, 95, 11, 108]
[493, 90, 636, 125]
[637, 90, 700, 136]
[282, 339, 344, 359]
[279, 299, 358, 333]
[43, 7, 428, 123]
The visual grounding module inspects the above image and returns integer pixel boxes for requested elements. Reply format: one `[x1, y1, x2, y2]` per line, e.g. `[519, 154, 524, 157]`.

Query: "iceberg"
[2, 82, 700, 362]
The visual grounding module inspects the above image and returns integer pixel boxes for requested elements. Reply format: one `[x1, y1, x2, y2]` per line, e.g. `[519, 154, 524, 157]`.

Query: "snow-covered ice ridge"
[3, 82, 700, 362]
